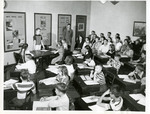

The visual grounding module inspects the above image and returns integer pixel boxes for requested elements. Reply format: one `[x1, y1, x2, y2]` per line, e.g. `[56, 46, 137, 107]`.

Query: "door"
[75, 15, 87, 41]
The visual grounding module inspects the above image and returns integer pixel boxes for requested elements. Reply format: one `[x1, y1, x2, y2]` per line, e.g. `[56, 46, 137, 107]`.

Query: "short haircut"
[116, 36, 120, 40]
[108, 32, 111, 34]
[92, 30, 95, 33]
[35, 28, 41, 31]
[22, 43, 28, 49]
[20, 69, 29, 80]
[124, 39, 129, 44]
[116, 33, 120, 36]
[136, 64, 144, 71]
[55, 83, 67, 93]
[65, 55, 74, 65]
[110, 84, 122, 98]
[126, 36, 131, 40]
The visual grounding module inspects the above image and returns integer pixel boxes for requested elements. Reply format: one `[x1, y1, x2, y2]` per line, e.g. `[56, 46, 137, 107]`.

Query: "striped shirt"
[93, 72, 106, 85]
[12, 81, 36, 99]
[110, 97, 123, 111]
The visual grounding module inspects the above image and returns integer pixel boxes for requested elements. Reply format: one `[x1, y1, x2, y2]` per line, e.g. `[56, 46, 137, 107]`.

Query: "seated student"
[121, 45, 134, 60]
[51, 41, 64, 64]
[107, 54, 121, 72]
[106, 44, 116, 58]
[56, 66, 70, 86]
[64, 55, 75, 81]
[88, 30, 97, 44]
[74, 34, 84, 50]
[98, 39, 109, 54]
[120, 39, 130, 54]
[40, 83, 69, 111]
[83, 54, 96, 67]
[92, 37, 102, 55]
[128, 64, 145, 82]
[61, 39, 68, 50]
[15, 54, 36, 74]
[96, 84, 123, 111]
[81, 37, 92, 54]
[83, 45, 93, 58]
[132, 50, 146, 65]
[115, 36, 122, 52]
[99, 36, 105, 45]
[90, 65, 107, 93]
[9, 69, 36, 108]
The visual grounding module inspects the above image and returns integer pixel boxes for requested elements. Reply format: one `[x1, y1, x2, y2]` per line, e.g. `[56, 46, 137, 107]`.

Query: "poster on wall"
[133, 21, 146, 37]
[34, 13, 52, 46]
[58, 14, 72, 41]
[78, 23, 84, 32]
[4, 12, 26, 52]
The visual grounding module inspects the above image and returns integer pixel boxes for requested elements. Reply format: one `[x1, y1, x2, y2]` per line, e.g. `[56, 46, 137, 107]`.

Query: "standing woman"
[51, 42, 64, 64]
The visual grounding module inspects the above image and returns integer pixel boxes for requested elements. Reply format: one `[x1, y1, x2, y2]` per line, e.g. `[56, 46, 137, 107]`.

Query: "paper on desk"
[118, 74, 128, 79]
[40, 77, 57, 85]
[33, 101, 50, 110]
[129, 94, 145, 101]
[137, 97, 146, 106]
[123, 78, 136, 84]
[4, 79, 18, 86]
[100, 55, 109, 58]
[82, 96, 99, 103]
[40, 50, 48, 52]
[77, 56, 84, 59]
[121, 55, 128, 58]
[80, 75, 86, 81]
[89, 105, 107, 111]
[84, 75, 92, 81]
[46, 66, 59, 74]
[77, 63, 85, 69]
[84, 80, 99, 85]
[103, 65, 112, 68]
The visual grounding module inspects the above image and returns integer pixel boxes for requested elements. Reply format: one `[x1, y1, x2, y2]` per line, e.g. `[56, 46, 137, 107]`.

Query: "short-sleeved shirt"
[93, 72, 106, 85]
[33, 34, 42, 45]
[110, 97, 123, 111]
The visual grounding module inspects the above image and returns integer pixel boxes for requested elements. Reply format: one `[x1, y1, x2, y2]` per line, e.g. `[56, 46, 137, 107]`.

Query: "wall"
[90, 1, 146, 42]
[4, 1, 91, 65]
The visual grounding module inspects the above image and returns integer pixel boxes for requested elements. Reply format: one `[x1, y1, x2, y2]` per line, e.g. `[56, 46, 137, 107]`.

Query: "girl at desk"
[83, 45, 93, 58]
[107, 54, 122, 72]
[51, 41, 64, 64]
[90, 65, 107, 93]
[83, 54, 95, 67]
[96, 84, 123, 111]
[81, 37, 92, 54]
[106, 44, 116, 58]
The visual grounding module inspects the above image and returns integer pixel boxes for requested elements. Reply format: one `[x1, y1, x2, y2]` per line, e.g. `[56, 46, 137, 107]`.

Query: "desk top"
[123, 92, 145, 111]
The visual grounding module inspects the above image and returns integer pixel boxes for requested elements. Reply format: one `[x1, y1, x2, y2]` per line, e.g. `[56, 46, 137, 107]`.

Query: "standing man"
[62, 23, 73, 50]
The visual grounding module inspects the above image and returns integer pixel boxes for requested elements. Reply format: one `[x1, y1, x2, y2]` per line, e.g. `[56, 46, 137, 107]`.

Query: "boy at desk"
[83, 54, 96, 67]
[9, 69, 36, 108]
[90, 65, 107, 93]
[40, 83, 69, 111]
[107, 54, 122, 72]
[96, 84, 123, 111]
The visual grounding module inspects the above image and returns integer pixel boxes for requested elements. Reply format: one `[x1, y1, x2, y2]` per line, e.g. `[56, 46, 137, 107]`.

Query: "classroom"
[3, 0, 147, 111]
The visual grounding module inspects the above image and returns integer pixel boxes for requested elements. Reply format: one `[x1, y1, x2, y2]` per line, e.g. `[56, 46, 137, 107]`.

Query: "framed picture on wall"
[34, 13, 52, 46]
[4, 12, 26, 52]
[78, 23, 84, 32]
[58, 14, 72, 41]
[133, 21, 146, 37]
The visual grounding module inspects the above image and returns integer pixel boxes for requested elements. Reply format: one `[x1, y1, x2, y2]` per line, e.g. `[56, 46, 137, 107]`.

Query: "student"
[107, 32, 113, 45]
[74, 34, 84, 50]
[88, 30, 97, 44]
[96, 84, 123, 111]
[132, 50, 146, 65]
[40, 83, 69, 111]
[83, 54, 95, 67]
[16, 54, 36, 75]
[90, 65, 107, 93]
[98, 39, 109, 54]
[107, 54, 121, 72]
[128, 64, 145, 82]
[64, 55, 75, 81]
[106, 44, 116, 58]
[56, 66, 70, 85]
[115, 36, 122, 52]
[83, 45, 93, 58]
[100, 33, 104, 38]
[61, 39, 68, 50]
[92, 37, 102, 55]
[81, 37, 91, 54]
[51, 42, 64, 64]
[120, 39, 130, 53]
[99, 36, 105, 45]
[122, 45, 134, 60]
[9, 69, 36, 108]
[33, 28, 45, 50]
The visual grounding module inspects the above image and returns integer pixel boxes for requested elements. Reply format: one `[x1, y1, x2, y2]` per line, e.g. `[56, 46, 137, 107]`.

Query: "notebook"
[118, 74, 128, 79]
[82, 96, 99, 103]
[39, 77, 57, 85]
[84, 80, 99, 85]
[88, 104, 107, 111]
[33, 101, 50, 110]
[129, 94, 145, 101]
[123, 78, 136, 84]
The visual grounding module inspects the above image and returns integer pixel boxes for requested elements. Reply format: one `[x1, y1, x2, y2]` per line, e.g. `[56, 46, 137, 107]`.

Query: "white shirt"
[98, 44, 109, 54]
[115, 42, 122, 51]
[16, 60, 36, 74]
[48, 94, 69, 111]
[84, 59, 96, 67]
[110, 97, 123, 111]
[64, 64, 75, 80]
